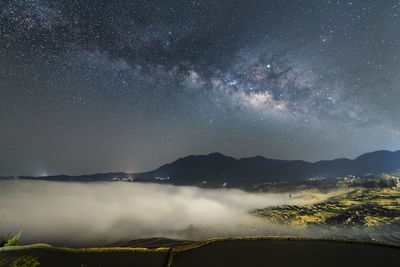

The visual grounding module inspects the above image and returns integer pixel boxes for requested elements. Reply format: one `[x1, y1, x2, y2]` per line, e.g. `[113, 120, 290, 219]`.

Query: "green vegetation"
[4, 231, 23, 247]
[0, 255, 41, 267]
[9, 256, 40, 267]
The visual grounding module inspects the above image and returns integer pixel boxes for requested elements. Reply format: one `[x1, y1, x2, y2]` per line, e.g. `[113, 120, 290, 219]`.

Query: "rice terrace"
[1, 237, 400, 267]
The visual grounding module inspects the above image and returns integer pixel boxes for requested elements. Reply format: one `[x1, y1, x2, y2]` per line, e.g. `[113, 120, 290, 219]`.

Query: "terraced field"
[1, 237, 400, 267]
[255, 188, 400, 226]
[254, 188, 400, 245]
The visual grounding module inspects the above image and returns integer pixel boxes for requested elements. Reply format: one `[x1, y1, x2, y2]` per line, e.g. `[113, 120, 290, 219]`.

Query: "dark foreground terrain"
[1, 237, 400, 267]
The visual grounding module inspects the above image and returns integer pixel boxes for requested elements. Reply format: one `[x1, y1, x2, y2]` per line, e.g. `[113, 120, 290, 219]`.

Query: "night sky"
[1, 0, 400, 176]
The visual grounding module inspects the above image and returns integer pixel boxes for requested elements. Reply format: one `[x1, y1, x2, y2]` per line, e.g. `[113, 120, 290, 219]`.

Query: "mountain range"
[135, 150, 400, 187]
[3, 150, 400, 187]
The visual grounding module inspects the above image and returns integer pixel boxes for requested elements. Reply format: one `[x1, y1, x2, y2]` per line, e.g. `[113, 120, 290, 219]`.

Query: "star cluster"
[1, 0, 400, 175]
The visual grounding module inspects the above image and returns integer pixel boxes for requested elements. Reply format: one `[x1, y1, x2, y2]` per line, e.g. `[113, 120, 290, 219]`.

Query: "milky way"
[1, 0, 400, 176]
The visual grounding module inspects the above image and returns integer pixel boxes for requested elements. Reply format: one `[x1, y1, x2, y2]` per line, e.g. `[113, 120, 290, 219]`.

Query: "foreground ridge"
[1, 236, 400, 267]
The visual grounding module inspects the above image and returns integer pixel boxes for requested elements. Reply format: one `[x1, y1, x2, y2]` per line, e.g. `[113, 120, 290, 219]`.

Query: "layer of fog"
[0, 180, 390, 247]
[0, 180, 295, 246]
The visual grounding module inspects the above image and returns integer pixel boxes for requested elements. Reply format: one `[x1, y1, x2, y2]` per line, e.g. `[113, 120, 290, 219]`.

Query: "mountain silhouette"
[135, 150, 400, 186]
[7, 150, 400, 187]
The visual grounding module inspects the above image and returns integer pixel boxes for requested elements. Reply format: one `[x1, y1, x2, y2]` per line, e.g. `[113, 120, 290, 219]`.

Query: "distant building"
[154, 176, 170, 181]
[112, 177, 135, 182]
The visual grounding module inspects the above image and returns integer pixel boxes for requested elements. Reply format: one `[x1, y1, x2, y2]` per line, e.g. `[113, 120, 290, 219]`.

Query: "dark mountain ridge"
[3, 150, 400, 187]
[136, 150, 400, 186]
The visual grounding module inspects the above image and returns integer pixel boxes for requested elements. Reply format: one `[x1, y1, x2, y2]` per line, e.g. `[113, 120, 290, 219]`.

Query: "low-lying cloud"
[0, 180, 294, 247]
[1, 180, 395, 247]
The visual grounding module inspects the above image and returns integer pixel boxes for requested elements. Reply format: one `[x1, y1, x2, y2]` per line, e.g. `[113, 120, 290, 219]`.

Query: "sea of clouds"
[0, 180, 296, 246]
[0, 180, 386, 247]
